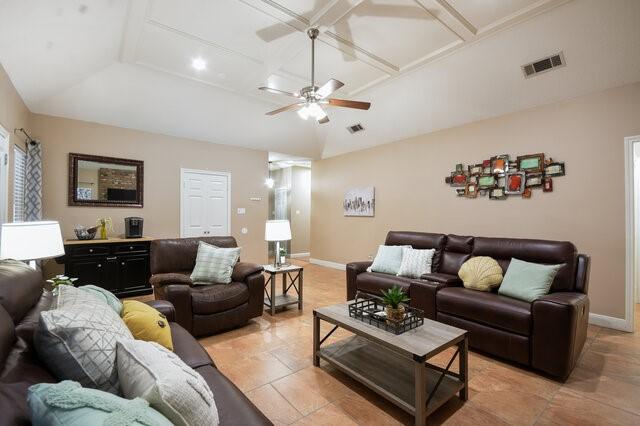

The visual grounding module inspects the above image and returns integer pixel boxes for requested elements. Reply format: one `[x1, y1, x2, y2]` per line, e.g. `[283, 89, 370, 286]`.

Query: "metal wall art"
[445, 154, 565, 200]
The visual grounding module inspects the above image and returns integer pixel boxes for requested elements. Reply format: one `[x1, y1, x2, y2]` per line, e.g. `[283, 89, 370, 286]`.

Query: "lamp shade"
[264, 220, 291, 241]
[0, 221, 64, 261]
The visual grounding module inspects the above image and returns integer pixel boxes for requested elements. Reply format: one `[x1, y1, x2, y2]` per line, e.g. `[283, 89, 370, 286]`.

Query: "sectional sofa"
[346, 231, 591, 380]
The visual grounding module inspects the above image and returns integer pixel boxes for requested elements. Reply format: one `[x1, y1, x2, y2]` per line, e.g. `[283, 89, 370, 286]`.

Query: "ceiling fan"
[259, 28, 370, 124]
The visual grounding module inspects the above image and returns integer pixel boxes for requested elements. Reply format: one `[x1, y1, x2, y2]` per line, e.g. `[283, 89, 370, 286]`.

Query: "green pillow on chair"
[498, 258, 563, 302]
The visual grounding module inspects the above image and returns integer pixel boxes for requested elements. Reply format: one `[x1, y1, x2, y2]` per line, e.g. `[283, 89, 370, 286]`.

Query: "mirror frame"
[68, 153, 144, 208]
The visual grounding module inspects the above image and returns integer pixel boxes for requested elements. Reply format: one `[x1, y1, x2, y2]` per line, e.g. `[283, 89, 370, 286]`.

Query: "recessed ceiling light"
[192, 57, 206, 71]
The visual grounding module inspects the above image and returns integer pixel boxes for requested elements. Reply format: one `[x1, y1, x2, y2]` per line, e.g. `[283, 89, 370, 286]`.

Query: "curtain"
[24, 140, 42, 221]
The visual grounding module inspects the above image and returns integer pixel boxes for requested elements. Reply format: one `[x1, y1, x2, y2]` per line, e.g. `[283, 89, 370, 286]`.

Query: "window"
[13, 146, 26, 221]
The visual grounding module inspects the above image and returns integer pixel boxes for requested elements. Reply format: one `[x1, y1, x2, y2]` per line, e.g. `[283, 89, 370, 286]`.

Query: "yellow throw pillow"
[121, 300, 173, 351]
[458, 256, 504, 292]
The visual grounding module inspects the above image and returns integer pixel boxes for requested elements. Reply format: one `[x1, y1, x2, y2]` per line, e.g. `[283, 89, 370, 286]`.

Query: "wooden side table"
[263, 264, 303, 315]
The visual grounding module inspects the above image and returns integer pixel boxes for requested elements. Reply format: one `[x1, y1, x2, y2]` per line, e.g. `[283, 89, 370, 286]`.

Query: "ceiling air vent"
[522, 52, 565, 78]
[347, 123, 364, 134]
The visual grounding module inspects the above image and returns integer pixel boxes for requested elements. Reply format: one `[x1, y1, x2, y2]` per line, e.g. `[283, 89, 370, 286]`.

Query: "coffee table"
[313, 303, 468, 426]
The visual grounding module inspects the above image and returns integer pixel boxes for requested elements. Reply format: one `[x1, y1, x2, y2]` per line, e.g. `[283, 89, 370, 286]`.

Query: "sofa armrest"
[346, 261, 372, 300]
[149, 272, 192, 289]
[145, 299, 176, 322]
[244, 270, 265, 319]
[232, 262, 264, 282]
[409, 280, 450, 320]
[531, 292, 589, 380]
[161, 284, 194, 333]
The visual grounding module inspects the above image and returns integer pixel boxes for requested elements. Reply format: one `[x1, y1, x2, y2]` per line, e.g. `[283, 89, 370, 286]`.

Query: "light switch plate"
[237, 207, 246, 215]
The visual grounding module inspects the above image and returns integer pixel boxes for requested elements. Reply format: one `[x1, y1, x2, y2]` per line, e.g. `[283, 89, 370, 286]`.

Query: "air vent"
[347, 123, 364, 134]
[522, 52, 565, 78]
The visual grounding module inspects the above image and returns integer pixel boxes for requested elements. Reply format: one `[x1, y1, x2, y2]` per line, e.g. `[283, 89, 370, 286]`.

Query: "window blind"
[13, 146, 26, 221]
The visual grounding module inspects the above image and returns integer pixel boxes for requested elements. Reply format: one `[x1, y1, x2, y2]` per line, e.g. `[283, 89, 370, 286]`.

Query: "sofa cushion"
[437, 287, 532, 335]
[419, 272, 461, 286]
[77, 285, 123, 315]
[122, 300, 173, 351]
[440, 235, 474, 276]
[0, 306, 14, 367]
[0, 260, 43, 324]
[473, 237, 577, 292]
[191, 283, 249, 315]
[355, 272, 413, 296]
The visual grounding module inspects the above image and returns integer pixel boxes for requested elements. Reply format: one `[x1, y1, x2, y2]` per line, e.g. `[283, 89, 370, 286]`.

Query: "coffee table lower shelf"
[317, 335, 464, 418]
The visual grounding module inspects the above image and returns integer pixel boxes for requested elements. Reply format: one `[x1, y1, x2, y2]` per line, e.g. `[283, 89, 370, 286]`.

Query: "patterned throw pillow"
[190, 242, 240, 285]
[34, 285, 133, 395]
[77, 285, 123, 315]
[397, 247, 436, 279]
[458, 256, 503, 291]
[117, 339, 219, 426]
[368, 245, 411, 275]
[28, 381, 172, 426]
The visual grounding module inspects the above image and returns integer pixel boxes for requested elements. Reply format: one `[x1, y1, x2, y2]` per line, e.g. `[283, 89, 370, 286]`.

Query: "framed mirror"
[68, 153, 144, 207]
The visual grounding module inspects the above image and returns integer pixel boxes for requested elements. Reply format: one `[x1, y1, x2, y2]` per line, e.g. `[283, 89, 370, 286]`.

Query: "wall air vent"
[522, 52, 565, 78]
[347, 123, 364, 134]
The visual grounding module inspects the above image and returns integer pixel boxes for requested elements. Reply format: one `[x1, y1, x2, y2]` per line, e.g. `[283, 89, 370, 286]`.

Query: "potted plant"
[381, 286, 410, 322]
[46, 275, 78, 295]
[279, 247, 287, 265]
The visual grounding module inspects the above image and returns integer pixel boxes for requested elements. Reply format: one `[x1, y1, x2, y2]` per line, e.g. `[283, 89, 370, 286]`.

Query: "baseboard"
[589, 313, 633, 332]
[309, 258, 346, 270]
[290, 252, 310, 259]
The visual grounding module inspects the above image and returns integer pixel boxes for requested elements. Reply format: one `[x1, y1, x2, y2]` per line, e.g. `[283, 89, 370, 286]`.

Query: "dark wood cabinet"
[61, 238, 152, 298]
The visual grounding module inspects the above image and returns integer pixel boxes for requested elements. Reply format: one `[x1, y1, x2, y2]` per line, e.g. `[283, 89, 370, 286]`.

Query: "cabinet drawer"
[114, 244, 149, 254]
[68, 245, 109, 257]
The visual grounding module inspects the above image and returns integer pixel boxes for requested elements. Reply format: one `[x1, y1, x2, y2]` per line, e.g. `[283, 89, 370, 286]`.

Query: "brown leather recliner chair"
[150, 236, 265, 337]
[347, 231, 591, 381]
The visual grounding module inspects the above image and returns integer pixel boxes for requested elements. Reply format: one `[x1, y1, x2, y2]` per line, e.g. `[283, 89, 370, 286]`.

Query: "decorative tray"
[348, 293, 424, 335]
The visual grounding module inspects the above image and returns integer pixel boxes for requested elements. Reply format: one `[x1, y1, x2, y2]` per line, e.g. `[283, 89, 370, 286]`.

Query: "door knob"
[97, 264, 102, 268]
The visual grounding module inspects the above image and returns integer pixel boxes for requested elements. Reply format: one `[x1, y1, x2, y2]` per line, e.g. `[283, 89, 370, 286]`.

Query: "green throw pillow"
[190, 241, 240, 285]
[369, 245, 411, 275]
[498, 258, 563, 302]
[77, 285, 123, 315]
[28, 381, 172, 426]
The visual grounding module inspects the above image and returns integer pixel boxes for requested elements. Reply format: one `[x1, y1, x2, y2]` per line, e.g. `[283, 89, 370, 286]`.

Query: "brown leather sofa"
[150, 236, 265, 337]
[0, 260, 271, 425]
[347, 231, 590, 380]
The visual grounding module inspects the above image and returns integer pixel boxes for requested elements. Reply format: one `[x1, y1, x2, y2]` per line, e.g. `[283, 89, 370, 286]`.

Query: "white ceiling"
[0, 0, 639, 159]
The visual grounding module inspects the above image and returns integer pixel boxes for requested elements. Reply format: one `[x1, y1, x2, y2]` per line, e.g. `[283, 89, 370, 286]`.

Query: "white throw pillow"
[34, 285, 133, 395]
[117, 339, 219, 426]
[368, 245, 411, 275]
[397, 247, 435, 279]
[190, 241, 240, 285]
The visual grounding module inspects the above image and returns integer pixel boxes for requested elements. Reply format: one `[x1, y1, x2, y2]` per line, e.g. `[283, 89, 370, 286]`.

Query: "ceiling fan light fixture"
[307, 102, 326, 120]
[297, 105, 310, 120]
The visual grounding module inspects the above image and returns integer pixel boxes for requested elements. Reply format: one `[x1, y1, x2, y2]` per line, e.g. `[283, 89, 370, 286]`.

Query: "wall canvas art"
[344, 187, 375, 217]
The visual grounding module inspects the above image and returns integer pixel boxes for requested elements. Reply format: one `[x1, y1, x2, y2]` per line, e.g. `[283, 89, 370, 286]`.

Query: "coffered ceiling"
[0, 0, 639, 158]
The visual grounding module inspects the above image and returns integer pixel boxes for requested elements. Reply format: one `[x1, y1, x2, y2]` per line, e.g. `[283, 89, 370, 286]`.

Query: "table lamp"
[0, 221, 65, 268]
[265, 220, 291, 268]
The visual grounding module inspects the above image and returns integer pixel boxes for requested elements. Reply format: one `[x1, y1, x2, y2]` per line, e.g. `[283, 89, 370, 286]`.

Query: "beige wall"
[29, 114, 269, 264]
[311, 82, 640, 319]
[290, 166, 310, 254]
[0, 64, 31, 220]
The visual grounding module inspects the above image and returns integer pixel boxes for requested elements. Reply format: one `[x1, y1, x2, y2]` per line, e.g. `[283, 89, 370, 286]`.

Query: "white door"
[181, 169, 230, 237]
[0, 127, 9, 224]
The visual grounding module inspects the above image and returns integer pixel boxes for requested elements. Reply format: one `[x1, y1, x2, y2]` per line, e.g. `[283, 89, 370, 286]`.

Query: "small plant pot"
[385, 305, 406, 323]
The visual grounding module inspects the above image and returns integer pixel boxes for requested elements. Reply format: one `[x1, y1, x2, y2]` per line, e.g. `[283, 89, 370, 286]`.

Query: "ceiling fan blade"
[318, 115, 329, 124]
[327, 98, 371, 110]
[316, 79, 344, 99]
[259, 87, 301, 98]
[265, 103, 304, 116]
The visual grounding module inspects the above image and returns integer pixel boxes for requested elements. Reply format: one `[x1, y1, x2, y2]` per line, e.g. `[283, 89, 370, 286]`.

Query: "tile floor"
[148, 259, 640, 425]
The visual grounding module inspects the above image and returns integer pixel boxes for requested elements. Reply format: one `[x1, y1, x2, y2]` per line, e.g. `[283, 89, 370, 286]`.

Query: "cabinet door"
[120, 256, 149, 292]
[67, 258, 106, 289]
